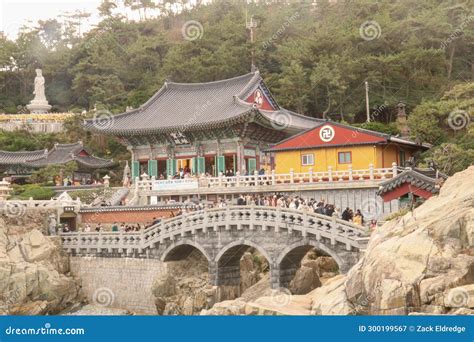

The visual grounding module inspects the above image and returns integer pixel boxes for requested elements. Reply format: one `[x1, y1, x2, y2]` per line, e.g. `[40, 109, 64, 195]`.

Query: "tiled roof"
[0, 150, 46, 165]
[266, 121, 430, 152]
[84, 71, 323, 135]
[0, 142, 114, 169]
[377, 168, 447, 195]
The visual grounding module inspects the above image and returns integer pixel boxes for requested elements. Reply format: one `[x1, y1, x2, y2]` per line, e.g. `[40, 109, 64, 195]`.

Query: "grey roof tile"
[377, 168, 447, 196]
[0, 142, 114, 169]
[0, 150, 45, 165]
[84, 71, 323, 135]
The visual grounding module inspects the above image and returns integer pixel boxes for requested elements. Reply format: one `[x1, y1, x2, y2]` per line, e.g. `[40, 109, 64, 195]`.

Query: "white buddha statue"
[27, 69, 51, 114]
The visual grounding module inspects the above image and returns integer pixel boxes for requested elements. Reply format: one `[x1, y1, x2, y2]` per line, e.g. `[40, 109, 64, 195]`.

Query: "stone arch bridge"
[60, 206, 370, 289]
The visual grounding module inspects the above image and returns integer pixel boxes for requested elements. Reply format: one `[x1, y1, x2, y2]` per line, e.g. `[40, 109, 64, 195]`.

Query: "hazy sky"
[0, 0, 103, 38]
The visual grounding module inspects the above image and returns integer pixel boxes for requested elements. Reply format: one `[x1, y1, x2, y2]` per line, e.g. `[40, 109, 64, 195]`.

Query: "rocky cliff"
[336, 165, 474, 315]
[0, 210, 80, 315]
[202, 166, 474, 315]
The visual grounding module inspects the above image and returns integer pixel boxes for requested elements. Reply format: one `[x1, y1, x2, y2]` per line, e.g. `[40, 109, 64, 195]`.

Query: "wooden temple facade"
[85, 70, 323, 179]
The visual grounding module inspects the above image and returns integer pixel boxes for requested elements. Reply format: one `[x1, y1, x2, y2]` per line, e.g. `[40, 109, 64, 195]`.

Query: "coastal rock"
[289, 265, 321, 294]
[0, 212, 80, 315]
[310, 275, 354, 315]
[312, 166, 474, 315]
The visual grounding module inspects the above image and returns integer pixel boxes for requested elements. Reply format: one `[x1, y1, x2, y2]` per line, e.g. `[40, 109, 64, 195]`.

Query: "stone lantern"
[103, 175, 110, 188]
[0, 179, 11, 201]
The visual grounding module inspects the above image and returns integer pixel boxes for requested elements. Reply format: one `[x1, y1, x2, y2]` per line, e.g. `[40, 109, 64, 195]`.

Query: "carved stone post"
[330, 214, 337, 245]
[348, 165, 353, 181]
[308, 167, 313, 183]
[392, 162, 397, 177]
[290, 168, 294, 184]
[328, 166, 333, 182]
[369, 163, 374, 180]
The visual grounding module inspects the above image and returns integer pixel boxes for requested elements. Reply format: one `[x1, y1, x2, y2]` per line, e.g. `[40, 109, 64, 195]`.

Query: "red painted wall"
[245, 89, 275, 111]
[381, 183, 434, 202]
[80, 209, 179, 224]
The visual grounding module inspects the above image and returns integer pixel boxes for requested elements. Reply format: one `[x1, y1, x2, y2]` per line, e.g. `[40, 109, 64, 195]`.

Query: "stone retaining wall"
[70, 256, 166, 314]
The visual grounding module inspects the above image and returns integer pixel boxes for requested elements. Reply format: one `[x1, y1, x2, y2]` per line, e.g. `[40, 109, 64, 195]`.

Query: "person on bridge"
[342, 208, 353, 221]
[237, 195, 245, 205]
[353, 210, 364, 225]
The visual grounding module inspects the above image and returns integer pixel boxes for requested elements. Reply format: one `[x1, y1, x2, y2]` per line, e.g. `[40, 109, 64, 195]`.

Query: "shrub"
[10, 184, 55, 200]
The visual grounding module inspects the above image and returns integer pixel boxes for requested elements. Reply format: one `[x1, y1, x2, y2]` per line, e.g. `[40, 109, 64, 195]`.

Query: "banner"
[152, 178, 199, 191]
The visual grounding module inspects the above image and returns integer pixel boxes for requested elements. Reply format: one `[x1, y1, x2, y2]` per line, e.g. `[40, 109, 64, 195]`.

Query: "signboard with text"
[152, 179, 199, 191]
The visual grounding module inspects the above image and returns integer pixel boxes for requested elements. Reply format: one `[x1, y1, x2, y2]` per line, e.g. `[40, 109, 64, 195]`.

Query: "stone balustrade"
[60, 205, 370, 288]
[133, 163, 398, 196]
[61, 205, 369, 256]
[0, 197, 81, 209]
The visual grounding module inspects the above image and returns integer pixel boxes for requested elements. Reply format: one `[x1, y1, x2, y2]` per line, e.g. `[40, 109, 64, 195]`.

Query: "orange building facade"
[266, 122, 429, 173]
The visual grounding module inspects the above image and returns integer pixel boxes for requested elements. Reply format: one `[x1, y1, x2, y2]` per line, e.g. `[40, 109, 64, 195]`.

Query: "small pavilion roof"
[377, 168, 447, 196]
[0, 142, 114, 169]
[84, 70, 323, 135]
[0, 150, 46, 165]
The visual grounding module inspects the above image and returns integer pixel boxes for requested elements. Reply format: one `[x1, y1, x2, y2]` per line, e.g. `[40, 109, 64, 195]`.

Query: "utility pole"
[365, 81, 370, 122]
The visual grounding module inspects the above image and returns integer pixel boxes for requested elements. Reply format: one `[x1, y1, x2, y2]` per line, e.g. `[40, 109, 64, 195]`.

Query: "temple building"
[266, 122, 430, 173]
[85, 70, 323, 179]
[377, 167, 447, 206]
[0, 142, 114, 184]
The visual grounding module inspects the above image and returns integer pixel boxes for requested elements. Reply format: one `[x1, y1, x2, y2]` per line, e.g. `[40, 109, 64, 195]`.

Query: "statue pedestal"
[27, 102, 52, 114]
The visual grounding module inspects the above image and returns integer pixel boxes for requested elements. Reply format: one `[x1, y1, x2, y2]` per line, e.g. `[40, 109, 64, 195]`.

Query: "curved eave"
[84, 107, 258, 136]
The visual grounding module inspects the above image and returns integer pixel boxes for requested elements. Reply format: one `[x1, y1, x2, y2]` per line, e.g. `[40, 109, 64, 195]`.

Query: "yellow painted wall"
[274, 144, 403, 173]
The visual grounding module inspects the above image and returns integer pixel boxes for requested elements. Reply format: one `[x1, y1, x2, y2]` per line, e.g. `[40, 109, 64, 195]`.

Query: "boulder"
[289, 266, 321, 294]
[310, 275, 354, 315]
[240, 252, 260, 293]
[19, 229, 54, 262]
[312, 166, 474, 315]
[0, 212, 80, 315]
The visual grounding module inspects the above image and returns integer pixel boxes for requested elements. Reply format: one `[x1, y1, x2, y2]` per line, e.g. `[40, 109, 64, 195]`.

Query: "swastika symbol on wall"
[319, 125, 335, 142]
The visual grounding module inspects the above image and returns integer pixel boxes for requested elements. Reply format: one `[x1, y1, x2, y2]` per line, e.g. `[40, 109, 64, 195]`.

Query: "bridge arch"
[160, 240, 211, 263]
[214, 240, 272, 287]
[276, 240, 344, 288]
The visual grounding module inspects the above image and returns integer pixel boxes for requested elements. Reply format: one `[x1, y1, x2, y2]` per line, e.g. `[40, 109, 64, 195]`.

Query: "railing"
[134, 163, 398, 193]
[60, 206, 370, 255]
[0, 198, 81, 209]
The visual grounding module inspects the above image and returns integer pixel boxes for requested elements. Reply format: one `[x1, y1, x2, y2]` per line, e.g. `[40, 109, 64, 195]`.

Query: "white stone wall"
[70, 257, 167, 314]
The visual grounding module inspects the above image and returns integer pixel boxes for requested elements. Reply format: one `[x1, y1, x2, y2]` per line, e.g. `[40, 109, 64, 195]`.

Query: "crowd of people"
[156, 167, 268, 180]
[82, 222, 143, 233]
[219, 194, 376, 228]
[75, 192, 376, 233]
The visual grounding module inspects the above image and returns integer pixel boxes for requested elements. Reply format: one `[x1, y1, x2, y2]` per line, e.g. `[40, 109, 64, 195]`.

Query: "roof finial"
[246, 8, 258, 72]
